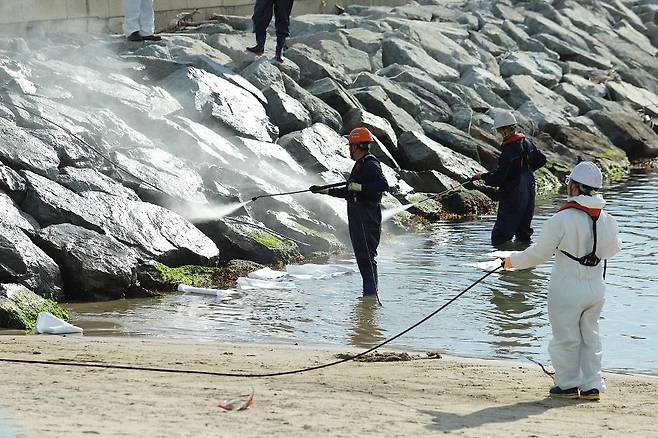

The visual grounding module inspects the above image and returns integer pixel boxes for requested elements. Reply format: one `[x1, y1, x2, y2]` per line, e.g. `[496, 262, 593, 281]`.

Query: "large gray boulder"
[534, 33, 614, 70]
[421, 121, 499, 169]
[524, 12, 590, 51]
[460, 66, 511, 97]
[606, 82, 658, 117]
[381, 38, 459, 82]
[239, 57, 285, 93]
[0, 191, 38, 233]
[499, 52, 563, 87]
[0, 118, 59, 178]
[110, 147, 207, 204]
[481, 23, 519, 51]
[341, 28, 383, 53]
[351, 72, 422, 117]
[397, 21, 483, 72]
[33, 224, 140, 300]
[554, 83, 622, 116]
[55, 167, 140, 201]
[397, 82, 453, 123]
[0, 164, 27, 203]
[543, 124, 629, 173]
[160, 67, 277, 142]
[262, 86, 312, 136]
[593, 31, 658, 77]
[281, 74, 342, 132]
[0, 222, 62, 300]
[289, 14, 361, 37]
[341, 108, 398, 158]
[352, 86, 422, 136]
[284, 45, 351, 86]
[277, 123, 353, 174]
[398, 169, 456, 194]
[505, 75, 579, 126]
[20, 171, 220, 266]
[292, 39, 372, 75]
[307, 77, 361, 116]
[198, 216, 302, 265]
[588, 111, 658, 159]
[439, 82, 491, 112]
[396, 131, 486, 181]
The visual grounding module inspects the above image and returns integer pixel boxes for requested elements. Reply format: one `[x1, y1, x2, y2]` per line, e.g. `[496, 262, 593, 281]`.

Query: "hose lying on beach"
[0, 265, 502, 377]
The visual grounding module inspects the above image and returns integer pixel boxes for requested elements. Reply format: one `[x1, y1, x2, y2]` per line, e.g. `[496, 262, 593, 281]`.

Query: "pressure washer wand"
[251, 181, 348, 202]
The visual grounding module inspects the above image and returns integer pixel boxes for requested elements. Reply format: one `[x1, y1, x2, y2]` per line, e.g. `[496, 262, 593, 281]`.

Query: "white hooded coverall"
[509, 194, 621, 391]
[123, 0, 155, 37]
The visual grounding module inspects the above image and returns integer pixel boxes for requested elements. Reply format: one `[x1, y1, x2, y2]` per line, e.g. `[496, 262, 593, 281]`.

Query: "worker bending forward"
[311, 127, 388, 296]
[502, 161, 621, 401]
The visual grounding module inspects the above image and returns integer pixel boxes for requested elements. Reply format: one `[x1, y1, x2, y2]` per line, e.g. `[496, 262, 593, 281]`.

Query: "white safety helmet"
[492, 110, 517, 130]
[568, 161, 603, 189]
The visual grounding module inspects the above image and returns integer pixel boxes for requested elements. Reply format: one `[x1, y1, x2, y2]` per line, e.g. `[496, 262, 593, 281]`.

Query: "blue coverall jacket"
[328, 154, 389, 295]
[482, 133, 537, 246]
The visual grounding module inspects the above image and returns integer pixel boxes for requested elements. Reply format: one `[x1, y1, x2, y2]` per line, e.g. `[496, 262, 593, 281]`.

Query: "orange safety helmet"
[348, 127, 374, 147]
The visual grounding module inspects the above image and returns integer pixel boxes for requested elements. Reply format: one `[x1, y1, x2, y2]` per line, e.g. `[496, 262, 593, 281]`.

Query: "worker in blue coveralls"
[246, 0, 294, 62]
[309, 127, 389, 297]
[471, 110, 546, 247]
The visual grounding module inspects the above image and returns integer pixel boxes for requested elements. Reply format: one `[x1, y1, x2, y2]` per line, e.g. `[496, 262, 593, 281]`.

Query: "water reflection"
[348, 296, 385, 348]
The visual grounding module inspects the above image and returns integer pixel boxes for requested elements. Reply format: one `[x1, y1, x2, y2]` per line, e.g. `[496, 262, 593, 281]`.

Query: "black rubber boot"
[247, 33, 266, 55]
[275, 34, 286, 62]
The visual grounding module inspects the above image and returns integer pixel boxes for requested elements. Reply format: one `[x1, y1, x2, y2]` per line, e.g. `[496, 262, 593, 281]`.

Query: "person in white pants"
[123, 0, 161, 41]
[502, 161, 621, 401]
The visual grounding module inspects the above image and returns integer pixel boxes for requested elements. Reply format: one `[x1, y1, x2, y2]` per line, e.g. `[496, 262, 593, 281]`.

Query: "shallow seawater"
[38, 169, 658, 375]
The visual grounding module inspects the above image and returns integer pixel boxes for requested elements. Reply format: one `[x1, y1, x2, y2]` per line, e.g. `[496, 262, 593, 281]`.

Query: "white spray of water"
[184, 201, 252, 222]
[381, 202, 416, 222]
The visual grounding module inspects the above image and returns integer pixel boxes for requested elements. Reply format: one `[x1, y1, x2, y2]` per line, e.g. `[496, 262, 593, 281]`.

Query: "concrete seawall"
[0, 0, 407, 34]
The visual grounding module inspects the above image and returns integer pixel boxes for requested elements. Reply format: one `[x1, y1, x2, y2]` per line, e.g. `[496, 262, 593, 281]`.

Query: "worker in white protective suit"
[502, 161, 621, 401]
[123, 0, 161, 41]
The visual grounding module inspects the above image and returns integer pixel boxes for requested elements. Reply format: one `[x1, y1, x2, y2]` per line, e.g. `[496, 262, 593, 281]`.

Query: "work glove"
[309, 185, 328, 194]
[471, 173, 482, 181]
[347, 182, 362, 193]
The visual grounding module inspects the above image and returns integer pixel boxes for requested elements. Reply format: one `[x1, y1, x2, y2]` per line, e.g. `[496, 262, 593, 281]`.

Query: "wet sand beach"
[1, 336, 657, 437]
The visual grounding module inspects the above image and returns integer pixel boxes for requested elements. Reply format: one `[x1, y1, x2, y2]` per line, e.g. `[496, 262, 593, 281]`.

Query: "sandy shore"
[0, 336, 657, 437]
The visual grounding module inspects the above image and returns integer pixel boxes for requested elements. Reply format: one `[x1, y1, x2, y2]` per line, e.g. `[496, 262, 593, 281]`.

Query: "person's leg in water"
[348, 203, 381, 296]
[248, 0, 274, 54]
[273, 0, 294, 61]
[491, 197, 522, 247]
[514, 174, 535, 243]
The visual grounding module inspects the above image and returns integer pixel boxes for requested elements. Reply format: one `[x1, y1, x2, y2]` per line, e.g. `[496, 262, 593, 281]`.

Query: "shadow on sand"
[421, 397, 588, 433]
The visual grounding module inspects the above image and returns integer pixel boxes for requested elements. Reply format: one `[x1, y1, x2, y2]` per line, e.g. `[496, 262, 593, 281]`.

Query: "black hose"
[0, 265, 502, 377]
[251, 181, 348, 202]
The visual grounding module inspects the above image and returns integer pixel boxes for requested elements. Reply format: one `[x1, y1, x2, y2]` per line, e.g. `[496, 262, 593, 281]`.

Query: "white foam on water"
[286, 263, 356, 280]
[236, 277, 296, 290]
[247, 267, 288, 280]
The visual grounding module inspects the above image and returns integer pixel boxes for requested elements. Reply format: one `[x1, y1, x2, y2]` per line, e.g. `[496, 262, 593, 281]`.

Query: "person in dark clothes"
[472, 110, 546, 247]
[246, 0, 294, 62]
[310, 127, 389, 296]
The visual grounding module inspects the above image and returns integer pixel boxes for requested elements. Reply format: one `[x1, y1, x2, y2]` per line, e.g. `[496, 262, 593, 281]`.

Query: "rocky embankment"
[1, 0, 658, 310]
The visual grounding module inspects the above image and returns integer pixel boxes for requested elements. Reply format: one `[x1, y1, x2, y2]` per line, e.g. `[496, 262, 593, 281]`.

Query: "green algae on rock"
[0, 285, 69, 331]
